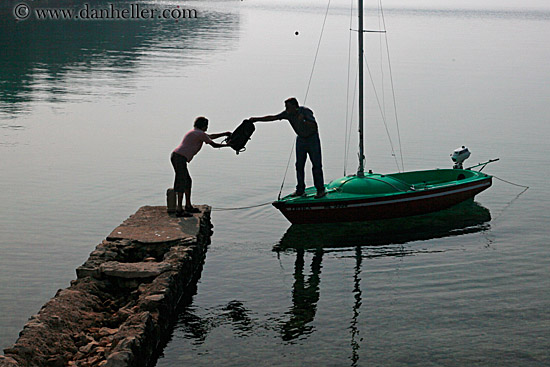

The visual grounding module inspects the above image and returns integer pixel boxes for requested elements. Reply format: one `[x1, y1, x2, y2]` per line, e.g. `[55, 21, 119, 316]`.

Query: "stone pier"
[0, 205, 212, 367]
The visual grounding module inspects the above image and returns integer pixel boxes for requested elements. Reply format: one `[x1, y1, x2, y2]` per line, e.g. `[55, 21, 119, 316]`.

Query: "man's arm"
[202, 131, 229, 148]
[209, 141, 229, 148]
[247, 114, 281, 123]
[208, 131, 231, 140]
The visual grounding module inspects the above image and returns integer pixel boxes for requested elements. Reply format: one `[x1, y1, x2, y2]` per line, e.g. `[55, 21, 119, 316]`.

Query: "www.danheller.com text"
[12, 3, 198, 21]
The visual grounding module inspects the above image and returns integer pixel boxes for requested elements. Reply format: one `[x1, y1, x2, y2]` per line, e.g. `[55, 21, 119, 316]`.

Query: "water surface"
[1, 1, 549, 366]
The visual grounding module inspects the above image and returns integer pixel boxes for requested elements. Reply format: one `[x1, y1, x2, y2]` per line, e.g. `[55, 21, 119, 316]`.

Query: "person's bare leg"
[177, 192, 184, 213]
[184, 188, 192, 209]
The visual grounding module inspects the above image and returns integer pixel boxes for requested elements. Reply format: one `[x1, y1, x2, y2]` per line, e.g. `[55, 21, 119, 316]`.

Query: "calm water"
[1, 0, 549, 365]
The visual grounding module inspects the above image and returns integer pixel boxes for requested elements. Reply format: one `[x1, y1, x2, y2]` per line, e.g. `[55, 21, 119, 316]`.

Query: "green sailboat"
[273, 1, 494, 224]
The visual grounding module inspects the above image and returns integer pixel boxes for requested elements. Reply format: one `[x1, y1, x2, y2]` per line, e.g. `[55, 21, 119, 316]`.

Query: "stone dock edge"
[0, 205, 213, 367]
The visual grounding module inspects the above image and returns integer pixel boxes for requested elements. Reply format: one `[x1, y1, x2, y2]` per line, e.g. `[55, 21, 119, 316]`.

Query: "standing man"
[247, 97, 326, 198]
[171, 116, 231, 217]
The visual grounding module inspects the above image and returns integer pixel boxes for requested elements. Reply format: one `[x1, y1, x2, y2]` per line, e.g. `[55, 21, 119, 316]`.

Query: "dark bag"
[226, 120, 255, 154]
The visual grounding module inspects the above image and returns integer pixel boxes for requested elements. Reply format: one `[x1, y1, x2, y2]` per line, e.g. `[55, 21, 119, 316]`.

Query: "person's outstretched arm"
[208, 131, 231, 140]
[208, 141, 229, 148]
[247, 114, 281, 123]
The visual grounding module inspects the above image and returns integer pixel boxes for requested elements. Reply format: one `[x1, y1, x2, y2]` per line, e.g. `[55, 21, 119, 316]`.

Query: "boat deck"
[278, 169, 491, 204]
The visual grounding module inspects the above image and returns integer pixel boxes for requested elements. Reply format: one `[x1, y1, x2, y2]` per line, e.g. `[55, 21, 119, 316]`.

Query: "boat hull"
[273, 174, 492, 224]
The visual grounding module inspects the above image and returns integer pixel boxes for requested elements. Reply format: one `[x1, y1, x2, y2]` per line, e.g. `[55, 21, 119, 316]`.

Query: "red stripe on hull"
[274, 178, 492, 224]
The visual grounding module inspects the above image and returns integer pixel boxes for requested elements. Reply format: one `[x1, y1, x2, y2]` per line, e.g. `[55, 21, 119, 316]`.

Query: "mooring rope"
[493, 175, 530, 190]
[212, 201, 273, 211]
[487, 175, 529, 224]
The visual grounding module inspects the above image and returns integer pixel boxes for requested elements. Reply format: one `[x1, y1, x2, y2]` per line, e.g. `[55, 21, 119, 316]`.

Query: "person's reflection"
[281, 248, 323, 341]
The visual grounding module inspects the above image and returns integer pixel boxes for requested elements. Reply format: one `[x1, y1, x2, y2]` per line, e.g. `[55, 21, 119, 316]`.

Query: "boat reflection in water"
[162, 202, 491, 366]
[274, 200, 491, 252]
[273, 200, 491, 351]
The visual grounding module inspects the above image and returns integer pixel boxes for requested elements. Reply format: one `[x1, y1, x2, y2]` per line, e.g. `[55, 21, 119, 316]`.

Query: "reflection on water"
[1, 0, 547, 363]
[177, 300, 256, 344]
[281, 248, 322, 341]
[0, 0, 240, 118]
[350, 246, 362, 367]
[167, 201, 491, 363]
[275, 201, 492, 252]
[172, 251, 324, 347]
[273, 202, 491, 351]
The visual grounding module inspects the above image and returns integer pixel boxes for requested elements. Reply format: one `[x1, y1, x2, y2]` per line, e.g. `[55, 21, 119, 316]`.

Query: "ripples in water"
[0, 0, 240, 119]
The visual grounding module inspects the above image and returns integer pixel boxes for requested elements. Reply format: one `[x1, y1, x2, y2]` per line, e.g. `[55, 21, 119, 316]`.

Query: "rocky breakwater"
[0, 205, 212, 367]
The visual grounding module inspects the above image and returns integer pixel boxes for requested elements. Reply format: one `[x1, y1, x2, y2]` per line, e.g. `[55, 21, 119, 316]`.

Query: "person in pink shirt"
[171, 116, 231, 217]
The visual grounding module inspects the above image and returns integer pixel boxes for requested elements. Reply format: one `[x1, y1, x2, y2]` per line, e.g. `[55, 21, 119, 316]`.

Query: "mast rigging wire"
[363, 51, 401, 172]
[343, 0, 404, 174]
[280, 0, 405, 196]
[379, 0, 405, 171]
[303, 0, 333, 104]
[344, 67, 359, 176]
[279, 0, 332, 199]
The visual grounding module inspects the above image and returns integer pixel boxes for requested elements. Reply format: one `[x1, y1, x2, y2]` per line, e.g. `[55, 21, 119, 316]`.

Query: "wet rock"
[105, 351, 131, 367]
[46, 355, 65, 367]
[98, 327, 118, 336]
[79, 341, 99, 354]
[0, 355, 19, 367]
[99, 261, 172, 279]
[1, 206, 211, 367]
[73, 332, 94, 347]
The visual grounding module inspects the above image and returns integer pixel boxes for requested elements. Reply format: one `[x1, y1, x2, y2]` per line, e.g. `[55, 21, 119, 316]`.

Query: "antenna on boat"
[357, 0, 365, 178]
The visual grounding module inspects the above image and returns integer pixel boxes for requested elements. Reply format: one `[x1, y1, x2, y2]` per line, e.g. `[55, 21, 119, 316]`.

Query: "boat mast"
[357, 0, 365, 177]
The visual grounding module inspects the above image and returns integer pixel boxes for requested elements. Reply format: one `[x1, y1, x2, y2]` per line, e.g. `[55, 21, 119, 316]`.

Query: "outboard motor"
[451, 146, 471, 169]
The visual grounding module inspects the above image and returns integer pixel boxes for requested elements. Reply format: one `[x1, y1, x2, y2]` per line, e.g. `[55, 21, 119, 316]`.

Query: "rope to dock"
[212, 201, 273, 211]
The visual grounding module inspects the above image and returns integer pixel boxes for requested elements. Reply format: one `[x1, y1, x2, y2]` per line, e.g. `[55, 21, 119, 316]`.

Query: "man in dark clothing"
[247, 97, 326, 198]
